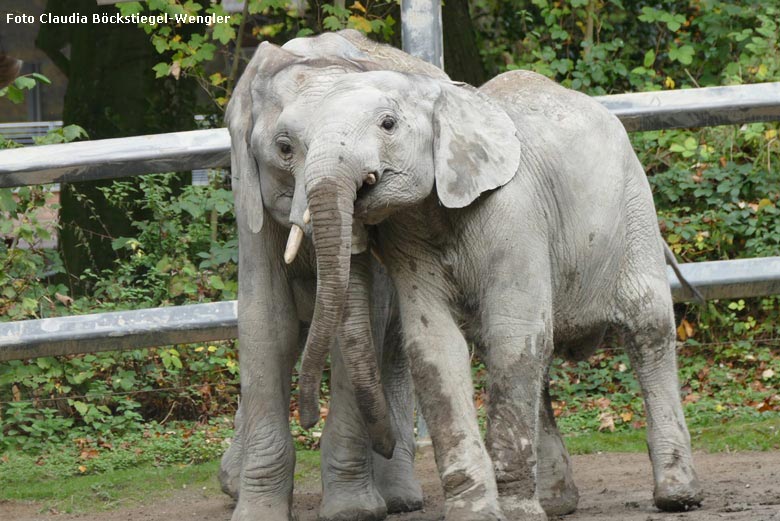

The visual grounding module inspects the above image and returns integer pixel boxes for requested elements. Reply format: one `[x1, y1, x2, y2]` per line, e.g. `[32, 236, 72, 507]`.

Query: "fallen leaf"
[620, 411, 633, 423]
[55, 292, 73, 306]
[78, 465, 87, 473]
[594, 397, 611, 410]
[763, 369, 775, 380]
[598, 412, 615, 432]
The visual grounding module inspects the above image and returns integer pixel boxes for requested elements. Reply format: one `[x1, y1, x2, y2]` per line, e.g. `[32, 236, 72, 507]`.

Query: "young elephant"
[222, 31, 447, 521]
[288, 69, 703, 520]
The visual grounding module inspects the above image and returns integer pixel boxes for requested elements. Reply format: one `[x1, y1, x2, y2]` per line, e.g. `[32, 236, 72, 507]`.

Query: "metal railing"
[1, 82, 779, 362]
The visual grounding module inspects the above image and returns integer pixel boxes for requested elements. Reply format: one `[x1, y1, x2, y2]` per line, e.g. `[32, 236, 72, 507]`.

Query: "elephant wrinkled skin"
[221, 30, 453, 521]
[288, 68, 704, 520]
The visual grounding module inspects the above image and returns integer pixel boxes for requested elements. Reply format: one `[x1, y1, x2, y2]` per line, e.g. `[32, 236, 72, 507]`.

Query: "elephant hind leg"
[372, 322, 424, 514]
[537, 379, 578, 516]
[615, 276, 703, 512]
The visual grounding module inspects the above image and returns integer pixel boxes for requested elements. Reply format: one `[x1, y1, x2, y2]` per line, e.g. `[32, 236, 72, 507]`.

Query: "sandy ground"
[4, 450, 780, 521]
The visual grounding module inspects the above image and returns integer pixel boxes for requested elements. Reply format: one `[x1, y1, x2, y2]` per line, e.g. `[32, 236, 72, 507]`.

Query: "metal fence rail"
[1, 258, 779, 362]
[1, 81, 779, 361]
[2, 82, 780, 188]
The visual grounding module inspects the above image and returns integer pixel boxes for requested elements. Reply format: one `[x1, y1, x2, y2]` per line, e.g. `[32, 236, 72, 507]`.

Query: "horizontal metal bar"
[596, 82, 780, 132]
[0, 129, 230, 188]
[0, 301, 237, 362]
[1, 257, 778, 361]
[669, 256, 780, 302]
[1, 83, 778, 188]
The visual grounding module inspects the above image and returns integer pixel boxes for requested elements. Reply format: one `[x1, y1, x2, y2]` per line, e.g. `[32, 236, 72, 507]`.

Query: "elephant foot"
[537, 453, 578, 516]
[374, 461, 424, 513]
[653, 473, 703, 512]
[231, 498, 296, 521]
[539, 484, 578, 517]
[382, 487, 424, 514]
[444, 495, 506, 521]
[319, 487, 387, 521]
[498, 495, 547, 521]
[219, 444, 241, 500]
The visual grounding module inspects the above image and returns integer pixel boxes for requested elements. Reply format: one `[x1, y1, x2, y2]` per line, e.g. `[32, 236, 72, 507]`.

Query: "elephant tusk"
[303, 208, 311, 224]
[284, 224, 304, 264]
[365, 173, 377, 185]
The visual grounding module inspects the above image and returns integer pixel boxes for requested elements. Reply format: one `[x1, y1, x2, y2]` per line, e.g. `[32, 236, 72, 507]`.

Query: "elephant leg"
[220, 402, 244, 500]
[482, 312, 551, 521]
[617, 276, 702, 512]
[319, 341, 387, 521]
[372, 318, 424, 514]
[401, 295, 503, 521]
[231, 225, 301, 521]
[536, 379, 578, 516]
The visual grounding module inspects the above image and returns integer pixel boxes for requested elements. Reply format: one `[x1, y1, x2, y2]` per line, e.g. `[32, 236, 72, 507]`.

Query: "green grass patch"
[1, 460, 222, 514]
[564, 415, 780, 454]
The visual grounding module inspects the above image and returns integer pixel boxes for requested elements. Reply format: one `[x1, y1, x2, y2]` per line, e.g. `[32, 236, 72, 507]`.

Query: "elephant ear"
[432, 82, 522, 208]
[227, 42, 300, 234]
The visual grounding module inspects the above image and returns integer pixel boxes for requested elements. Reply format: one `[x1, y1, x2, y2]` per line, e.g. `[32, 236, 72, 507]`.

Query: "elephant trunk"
[298, 157, 395, 458]
[339, 252, 395, 458]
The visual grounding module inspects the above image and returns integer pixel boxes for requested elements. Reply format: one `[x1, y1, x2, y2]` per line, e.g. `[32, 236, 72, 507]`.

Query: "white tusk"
[303, 208, 311, 224]
[284, 224, 304, 264]
[365, 173, 377, 185]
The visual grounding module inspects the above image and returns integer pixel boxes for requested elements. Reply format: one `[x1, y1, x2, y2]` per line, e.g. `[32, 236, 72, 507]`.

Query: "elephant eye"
[276, 138, 293, 157]
[380, 116, 396, 132]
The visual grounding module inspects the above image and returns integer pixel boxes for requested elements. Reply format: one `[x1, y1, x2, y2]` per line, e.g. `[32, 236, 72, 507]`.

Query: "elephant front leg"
[483, 322, 551, 521]
[319, 341, 387, 521]
[220, 402, 244, 500]
[231, 226, 301, 521]
[401, 296, 503, 521]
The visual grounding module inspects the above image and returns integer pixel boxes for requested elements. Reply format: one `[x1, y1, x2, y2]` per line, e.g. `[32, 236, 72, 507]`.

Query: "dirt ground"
[4, 450, 780, 521]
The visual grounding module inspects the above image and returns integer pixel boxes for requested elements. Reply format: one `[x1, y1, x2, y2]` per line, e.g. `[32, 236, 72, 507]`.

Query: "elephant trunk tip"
[370, 425, 396, 459]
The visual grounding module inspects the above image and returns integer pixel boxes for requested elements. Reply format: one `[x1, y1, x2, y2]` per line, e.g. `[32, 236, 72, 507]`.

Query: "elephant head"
[227, 33, 449, 458]
[294, 71, 522, 437]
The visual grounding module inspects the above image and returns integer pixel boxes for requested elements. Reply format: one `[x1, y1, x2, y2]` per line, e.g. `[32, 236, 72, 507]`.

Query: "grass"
[3, 415, 779, 515]
[565, 415, 780, 454]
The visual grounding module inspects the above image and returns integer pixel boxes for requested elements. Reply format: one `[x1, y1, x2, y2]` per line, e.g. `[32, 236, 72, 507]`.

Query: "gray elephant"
[282, 69, 704, 520]
[221, 30, 448, 521]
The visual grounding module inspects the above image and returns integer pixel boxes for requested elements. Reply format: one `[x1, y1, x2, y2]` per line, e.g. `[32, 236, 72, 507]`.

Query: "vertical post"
[401, 0, 444, 69]
[400, 0, 442, 448]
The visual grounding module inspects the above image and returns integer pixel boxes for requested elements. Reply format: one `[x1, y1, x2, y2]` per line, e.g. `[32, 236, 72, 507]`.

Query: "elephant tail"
[663, 242, 705, 304]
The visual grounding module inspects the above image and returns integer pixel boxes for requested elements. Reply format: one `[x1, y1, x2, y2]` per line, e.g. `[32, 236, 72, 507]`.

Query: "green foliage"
[119, 0, 397, 112]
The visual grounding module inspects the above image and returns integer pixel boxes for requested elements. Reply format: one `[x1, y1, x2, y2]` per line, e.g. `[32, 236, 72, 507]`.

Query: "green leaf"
[208, 275, 225, 290]
[0, 189, 17, 213]
[72, 400, 89, 416]
[643, 49, 655, 68]
[30, 73, 51, 85]
[5, 85, 25, 104]
[13, 77, 36, 90]
[152, 62, 171, 79]
[212, 23, 236, 45]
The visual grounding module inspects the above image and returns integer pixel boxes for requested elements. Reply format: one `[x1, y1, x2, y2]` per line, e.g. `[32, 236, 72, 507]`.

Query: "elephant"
[281, 68, 705, 520]
[220, 30, 449, 521]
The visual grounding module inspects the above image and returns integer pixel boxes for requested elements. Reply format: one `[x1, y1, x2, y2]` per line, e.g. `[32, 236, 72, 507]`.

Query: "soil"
[4, 450, 780, 521]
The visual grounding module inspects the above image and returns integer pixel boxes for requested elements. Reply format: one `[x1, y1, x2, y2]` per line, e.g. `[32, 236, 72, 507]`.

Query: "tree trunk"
[442, 0, 489, 86]
[36, 0, 198, 293]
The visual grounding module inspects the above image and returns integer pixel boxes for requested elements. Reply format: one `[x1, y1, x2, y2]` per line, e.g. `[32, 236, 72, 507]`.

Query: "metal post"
[401, 0, 442, 447]
[401, 0, 443, 69]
